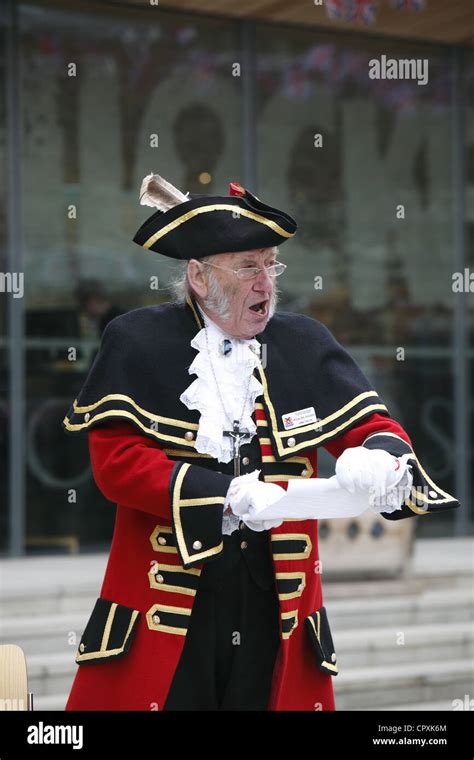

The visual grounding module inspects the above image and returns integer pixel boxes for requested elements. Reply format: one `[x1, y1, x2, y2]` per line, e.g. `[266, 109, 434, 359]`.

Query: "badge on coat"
[282, 407, 317, 430]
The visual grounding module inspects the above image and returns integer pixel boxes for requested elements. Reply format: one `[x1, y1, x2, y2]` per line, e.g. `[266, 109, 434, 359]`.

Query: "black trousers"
[163, 528, 281, 711]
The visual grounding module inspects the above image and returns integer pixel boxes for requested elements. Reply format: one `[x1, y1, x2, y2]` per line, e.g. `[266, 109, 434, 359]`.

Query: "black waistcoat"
[196, 424, 276, 592]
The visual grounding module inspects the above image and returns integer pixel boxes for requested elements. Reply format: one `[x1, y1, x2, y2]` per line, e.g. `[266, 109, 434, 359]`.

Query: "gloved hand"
[335, 446, 413, 512]
[225, 470, 286, 531]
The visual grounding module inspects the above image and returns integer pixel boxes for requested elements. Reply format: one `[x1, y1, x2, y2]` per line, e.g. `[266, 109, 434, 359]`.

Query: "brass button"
[158, 536, 167, 546]
[287, 437, 296, 447]
[79, 643, 85, 652]
[193, 540, 202, 550]
[240, 541, 248, 550]
[301, 468, 308, 476]
[242, 457, 250, 466]
[84, 412, 90, 422]
[429, 490, 437, 498]
[184, 431, 194, 441]
[331, 653, 337, 663]
[156, 574, 164, 583]
[152, 614, 160, 625]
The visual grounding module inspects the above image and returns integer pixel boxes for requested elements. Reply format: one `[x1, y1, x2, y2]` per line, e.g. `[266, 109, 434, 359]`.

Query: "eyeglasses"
[199, 260, 287, 281]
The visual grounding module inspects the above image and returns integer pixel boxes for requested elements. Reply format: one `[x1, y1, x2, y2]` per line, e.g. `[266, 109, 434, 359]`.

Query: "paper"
[243, 476, 372, 521]
[240, 454, 413, 524]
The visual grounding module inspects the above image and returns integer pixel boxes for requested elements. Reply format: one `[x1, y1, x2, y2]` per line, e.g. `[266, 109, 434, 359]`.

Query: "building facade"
[1, 0, 472, 556]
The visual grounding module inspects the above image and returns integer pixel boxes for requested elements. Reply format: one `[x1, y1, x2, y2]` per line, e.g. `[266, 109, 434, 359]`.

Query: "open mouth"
[249, 300, 268, 316]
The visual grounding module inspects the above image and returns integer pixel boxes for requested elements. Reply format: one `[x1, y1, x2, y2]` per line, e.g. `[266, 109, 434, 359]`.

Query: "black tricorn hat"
[132, 174, 297, 260]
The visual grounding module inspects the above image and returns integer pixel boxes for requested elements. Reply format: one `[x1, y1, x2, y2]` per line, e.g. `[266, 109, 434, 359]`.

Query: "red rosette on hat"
[229, 181, 245, 197]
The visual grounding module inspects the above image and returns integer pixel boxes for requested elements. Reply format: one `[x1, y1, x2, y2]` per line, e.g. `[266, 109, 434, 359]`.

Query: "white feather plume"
[138, 172, 189, 211]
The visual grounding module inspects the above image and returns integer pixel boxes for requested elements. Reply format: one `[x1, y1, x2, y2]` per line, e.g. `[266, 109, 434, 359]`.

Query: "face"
[188, 247, 279, 340]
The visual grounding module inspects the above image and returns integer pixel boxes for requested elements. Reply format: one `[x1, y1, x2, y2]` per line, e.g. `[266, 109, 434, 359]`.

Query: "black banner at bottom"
[0, 709, 471, 757]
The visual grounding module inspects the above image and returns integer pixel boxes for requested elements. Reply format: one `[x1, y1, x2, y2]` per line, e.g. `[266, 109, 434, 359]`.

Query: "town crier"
[62, 174, 459, 711]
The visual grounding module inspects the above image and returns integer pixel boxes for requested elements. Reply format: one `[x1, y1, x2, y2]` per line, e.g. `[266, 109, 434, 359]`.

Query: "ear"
[187, 259, 208, 299]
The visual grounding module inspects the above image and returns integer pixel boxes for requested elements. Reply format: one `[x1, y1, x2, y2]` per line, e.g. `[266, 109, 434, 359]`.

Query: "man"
[62, 175, 459, 711]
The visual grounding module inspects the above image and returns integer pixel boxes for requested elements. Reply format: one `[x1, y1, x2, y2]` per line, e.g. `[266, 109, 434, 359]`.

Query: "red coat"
[65, 408, 415, 712]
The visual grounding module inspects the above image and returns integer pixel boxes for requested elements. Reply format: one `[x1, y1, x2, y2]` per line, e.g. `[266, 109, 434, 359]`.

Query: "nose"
[252, 266, 274, 294]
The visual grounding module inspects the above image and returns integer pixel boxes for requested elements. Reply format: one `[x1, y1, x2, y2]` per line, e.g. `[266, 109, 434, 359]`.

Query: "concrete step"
[0, 554, 107, 617]
[1, 539, 470, 712]
[20, 630, 474, 708]
[325, 573, 472, 601]
[26, 652, 76, 700]
[326, 587, 474, 628]
[32, 693, 68, 711]
[333, 658, 474, 710]
[11, 623, 474, 710]
[1, 538, 471, 616]
[3, 608, 473, 669]
[332, 621, 474, 668]
[0, 612, 92, 656]
[0, 587, 101, 618]
[3, 583, 472, 637]
[5, 580, 471, 620]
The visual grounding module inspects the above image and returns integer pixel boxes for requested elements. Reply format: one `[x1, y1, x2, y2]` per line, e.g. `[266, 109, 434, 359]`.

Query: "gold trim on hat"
[142, 203, 295, 249]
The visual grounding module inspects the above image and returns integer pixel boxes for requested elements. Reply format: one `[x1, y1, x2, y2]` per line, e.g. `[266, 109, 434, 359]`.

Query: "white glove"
[335, 446, 413, 512]
[371, 462, 413, 513]
[225, 470, 286, 532]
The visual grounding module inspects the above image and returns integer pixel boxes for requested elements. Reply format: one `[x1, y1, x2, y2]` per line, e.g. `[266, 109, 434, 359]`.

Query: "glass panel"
[0, 7, 8, 554]
[255, 26, 463, 535]
[5, 2, 471, 555]
[467, 50, 474, 536]
[18, 2, 242, 553]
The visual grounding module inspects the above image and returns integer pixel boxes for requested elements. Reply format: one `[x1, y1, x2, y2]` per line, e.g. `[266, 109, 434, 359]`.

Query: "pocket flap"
[75, 598, 140, 664]
[304, 605, 338, 676]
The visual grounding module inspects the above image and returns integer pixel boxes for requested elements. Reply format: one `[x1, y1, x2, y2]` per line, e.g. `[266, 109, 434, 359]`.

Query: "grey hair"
[168, 256, 234, 321]
[167, 256, 212, 304]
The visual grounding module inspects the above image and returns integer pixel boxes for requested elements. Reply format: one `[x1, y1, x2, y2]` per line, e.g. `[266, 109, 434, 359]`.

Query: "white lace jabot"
[179, 303, 264, 535]
[180, 303, 264, 462]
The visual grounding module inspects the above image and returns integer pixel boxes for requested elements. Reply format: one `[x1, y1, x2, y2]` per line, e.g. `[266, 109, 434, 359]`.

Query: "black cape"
[62, 294, 460, 519]
[62, 295, 389, 458]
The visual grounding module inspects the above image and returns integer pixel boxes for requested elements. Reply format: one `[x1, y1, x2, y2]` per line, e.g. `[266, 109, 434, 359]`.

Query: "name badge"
[282, 407, 317, 430]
